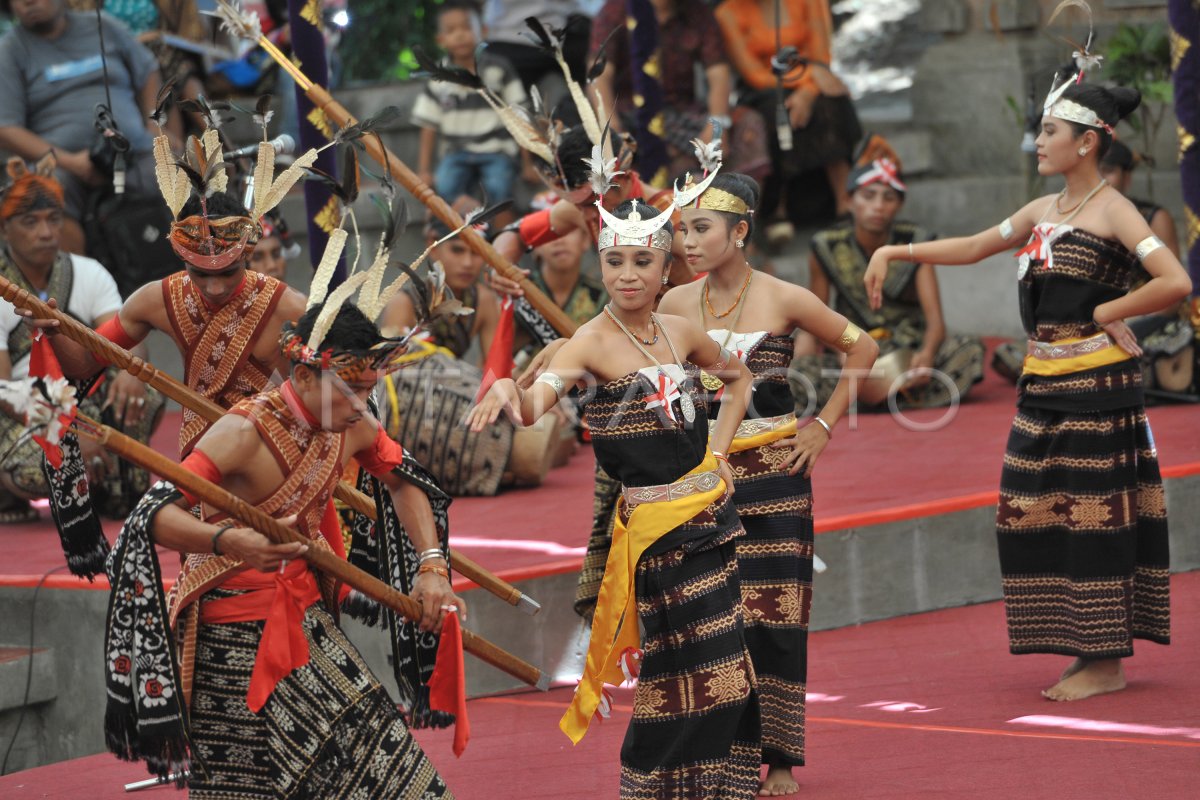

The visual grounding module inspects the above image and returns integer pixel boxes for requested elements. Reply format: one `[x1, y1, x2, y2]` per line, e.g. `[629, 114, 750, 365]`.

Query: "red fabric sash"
[354, 423, 406, 477]
[200, 561, 322, 712]
[518, 208, 556, 249]
[94, 313, 139, 356]
[475, 295, 515, 403]
[177, 449, 223, 508]
[428, 611, 470, 756]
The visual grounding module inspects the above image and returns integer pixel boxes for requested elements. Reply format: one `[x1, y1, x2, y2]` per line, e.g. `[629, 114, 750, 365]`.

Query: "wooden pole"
[251, 35, 577, 339]
[75, 412, 549, 690]
[0, 275, 541, 615]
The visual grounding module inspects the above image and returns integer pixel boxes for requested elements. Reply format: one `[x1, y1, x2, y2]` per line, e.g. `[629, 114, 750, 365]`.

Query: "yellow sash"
[1022, 335, 1133, 377]
[726, 414, 797, 455]
[560, 451, 726, 743]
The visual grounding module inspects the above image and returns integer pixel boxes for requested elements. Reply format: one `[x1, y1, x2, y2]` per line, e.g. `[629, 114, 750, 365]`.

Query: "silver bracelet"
[813, 416, 833, 439]
[418, 548, 445, 563]
[908, 241, 915, 260]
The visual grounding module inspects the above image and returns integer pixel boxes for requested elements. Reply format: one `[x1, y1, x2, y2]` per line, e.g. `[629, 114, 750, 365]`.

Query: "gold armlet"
[834, 322, 864, 353]
[1135, 235, 1165, 262]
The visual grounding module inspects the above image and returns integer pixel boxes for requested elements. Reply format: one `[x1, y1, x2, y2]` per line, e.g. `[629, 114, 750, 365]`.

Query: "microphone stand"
[771, 0, 795, 152]
[124, 772, 189, 792]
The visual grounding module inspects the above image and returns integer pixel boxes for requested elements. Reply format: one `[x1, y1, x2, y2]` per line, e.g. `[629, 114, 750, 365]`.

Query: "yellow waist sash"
[560, 451, 726, 744]
[722, 412, 797, 454]
[1022, 333, 1133, 377]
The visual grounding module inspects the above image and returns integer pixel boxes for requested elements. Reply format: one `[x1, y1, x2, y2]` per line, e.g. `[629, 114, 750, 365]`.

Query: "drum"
[381, 352, 560, 495]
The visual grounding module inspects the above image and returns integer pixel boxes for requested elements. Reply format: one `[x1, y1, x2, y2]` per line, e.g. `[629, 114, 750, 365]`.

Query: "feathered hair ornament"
[370, 200, 512, 320]
[584, 140, 623, 198]
[204, 0, 262, 45]
[671, 119, 751, 216]
[283, 162, 512, 379]
[164, 123, 264, 271]
[1041, 1, 1111, 133]
[522, 17, 604, 148]
[673, 119, 730, 210]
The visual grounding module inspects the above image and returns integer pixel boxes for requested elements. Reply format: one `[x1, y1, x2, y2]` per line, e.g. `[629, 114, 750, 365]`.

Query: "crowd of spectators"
[414, 0, 861, 238]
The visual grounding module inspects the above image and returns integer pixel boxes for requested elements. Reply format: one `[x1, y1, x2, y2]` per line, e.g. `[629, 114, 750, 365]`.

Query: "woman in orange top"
[716, 0, 861, 231]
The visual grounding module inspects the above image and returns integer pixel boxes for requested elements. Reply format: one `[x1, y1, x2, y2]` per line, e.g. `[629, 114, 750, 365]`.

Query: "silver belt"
[1027, 332, 1113, 360]
[708, 411, 796, 439]
[622, 469, 723, 510]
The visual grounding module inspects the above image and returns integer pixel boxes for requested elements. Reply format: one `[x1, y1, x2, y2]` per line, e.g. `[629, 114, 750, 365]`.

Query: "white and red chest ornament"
[642, 365, 695, 425]
[1017, 223, 1074, 278]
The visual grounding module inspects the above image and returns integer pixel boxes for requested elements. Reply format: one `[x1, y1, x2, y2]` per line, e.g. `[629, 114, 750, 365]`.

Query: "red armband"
[178, 448, 223, 507]
[355, 425, 405, 478]
[94, 314, 139, 366]
[517, 209, 559, 250]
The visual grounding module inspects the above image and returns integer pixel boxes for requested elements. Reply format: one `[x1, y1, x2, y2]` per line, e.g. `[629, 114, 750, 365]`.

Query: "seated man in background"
[0, 0, 164, 254]
[378, 206, 558, 496]
[0, 157, 161, 522]
[380, 203, 501, 363]
[792, 159, 984, 411]
[512, 220, 604, 370]
[247, 209, 300, 282]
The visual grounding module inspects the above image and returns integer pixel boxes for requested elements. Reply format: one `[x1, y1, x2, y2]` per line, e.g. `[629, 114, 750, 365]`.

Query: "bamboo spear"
[0, 275, 540, 614]
[72, 411, 550, 690]
[224, 11, 577, 339]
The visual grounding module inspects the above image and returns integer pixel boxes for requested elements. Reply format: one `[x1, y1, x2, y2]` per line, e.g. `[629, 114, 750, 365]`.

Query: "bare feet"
[1042, 658, 1126, 701]
[759, 765, 799, 796]
[1059, 657, 1085, 682]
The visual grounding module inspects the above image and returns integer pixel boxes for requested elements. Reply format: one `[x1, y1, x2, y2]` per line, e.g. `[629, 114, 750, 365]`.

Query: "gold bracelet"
[835, 322, 863, 353]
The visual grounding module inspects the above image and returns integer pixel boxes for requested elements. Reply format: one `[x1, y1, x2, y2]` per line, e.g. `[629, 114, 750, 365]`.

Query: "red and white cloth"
[1016, 223, 1074, 277]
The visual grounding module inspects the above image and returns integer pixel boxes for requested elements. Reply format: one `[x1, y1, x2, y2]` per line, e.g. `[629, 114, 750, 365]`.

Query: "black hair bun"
[1108, 86, 1142, 121]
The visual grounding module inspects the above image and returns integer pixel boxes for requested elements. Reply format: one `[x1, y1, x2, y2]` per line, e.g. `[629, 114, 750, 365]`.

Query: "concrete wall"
[813, 472, 1200, 630]
[0, 588, 108, 775]
[2, 469, 1195, 772]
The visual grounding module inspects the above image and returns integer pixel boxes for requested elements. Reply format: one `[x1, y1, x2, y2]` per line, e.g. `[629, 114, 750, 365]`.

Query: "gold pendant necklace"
[699, 269, 753, 391]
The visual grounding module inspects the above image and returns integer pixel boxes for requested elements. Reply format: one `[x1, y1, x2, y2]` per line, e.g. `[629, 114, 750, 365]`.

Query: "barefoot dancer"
[660, 148, 877, 795]
[865, 64, 1190, 701]
[470, 198, 762, 798]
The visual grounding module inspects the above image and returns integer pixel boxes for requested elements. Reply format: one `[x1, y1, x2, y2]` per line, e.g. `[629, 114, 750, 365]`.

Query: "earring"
[735, 240, 745, 248]
[661, 275, 669, 285]
[1078, 147, 1088, 156]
